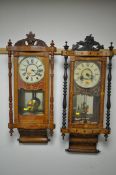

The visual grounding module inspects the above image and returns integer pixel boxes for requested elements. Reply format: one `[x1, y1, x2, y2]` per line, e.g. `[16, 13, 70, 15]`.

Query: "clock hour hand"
[80, 73, 93, 81]
[31, 69, 37, 76]
[86, 73, 93, 80]
[30, 69, 43, 76]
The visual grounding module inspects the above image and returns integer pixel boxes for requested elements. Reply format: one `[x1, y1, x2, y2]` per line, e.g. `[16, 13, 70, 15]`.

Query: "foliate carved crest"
[72, 34, 104, 51]
[15, 32, 47, 47]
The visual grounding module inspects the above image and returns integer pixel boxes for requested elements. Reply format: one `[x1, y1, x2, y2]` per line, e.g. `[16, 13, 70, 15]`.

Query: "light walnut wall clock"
[7, 32, 56, 143]
[61, 35, 114, 153]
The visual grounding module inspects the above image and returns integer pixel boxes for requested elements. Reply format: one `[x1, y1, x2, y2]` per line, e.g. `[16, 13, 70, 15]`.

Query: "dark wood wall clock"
[7, 32, 56, 143]
[61, 35, 114, 153]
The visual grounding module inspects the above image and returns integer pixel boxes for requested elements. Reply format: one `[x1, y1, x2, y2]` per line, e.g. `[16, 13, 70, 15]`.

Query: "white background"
[0, 0, 116, 175]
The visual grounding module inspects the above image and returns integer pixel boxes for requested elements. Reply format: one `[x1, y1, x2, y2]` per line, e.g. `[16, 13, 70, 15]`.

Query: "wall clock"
[61, 35, 114, 153]
[7, 32, 56, 143]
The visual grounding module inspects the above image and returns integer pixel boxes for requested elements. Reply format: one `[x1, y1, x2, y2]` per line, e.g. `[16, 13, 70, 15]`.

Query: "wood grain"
[1, 48, 116, 56]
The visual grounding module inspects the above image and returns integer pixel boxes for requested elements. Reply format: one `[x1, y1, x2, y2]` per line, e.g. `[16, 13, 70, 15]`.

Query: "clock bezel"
[74, 61, 101, 89]
[19, 56, 45, 84]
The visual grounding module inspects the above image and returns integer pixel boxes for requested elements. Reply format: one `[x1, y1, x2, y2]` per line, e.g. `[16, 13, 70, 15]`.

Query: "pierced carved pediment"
[72, 34, 104, 51]
[15, 32, 47, 47]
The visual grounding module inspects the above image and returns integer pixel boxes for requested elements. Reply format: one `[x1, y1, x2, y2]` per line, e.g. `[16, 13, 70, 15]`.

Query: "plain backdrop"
[0, 0, 116, 175]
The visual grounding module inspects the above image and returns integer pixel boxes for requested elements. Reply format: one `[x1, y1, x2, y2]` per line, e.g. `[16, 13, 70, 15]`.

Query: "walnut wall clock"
[7, 32, 56, 143]
[61, 35, 114, 153]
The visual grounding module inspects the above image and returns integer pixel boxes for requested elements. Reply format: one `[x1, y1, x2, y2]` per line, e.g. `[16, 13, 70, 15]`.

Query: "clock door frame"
[14, 52, 50, 129]
[68, 56, 107, 131]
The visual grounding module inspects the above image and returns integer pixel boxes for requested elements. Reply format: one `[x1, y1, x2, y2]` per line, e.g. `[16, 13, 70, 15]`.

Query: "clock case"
[61, 35, 114, 153]
[7, 32, 56, 143]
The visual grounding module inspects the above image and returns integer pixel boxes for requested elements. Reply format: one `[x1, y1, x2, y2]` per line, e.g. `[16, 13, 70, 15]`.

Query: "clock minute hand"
[31, 69, 36, 72]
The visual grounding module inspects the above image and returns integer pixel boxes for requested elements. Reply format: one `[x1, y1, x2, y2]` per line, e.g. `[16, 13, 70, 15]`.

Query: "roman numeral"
[38, 69, 43, 72]
[26, 60, 30, 64]
[21, 69, 26, 71]
[38, 73, 42, 76]
[86, 63, 90, 67]
[38, 65, 42, 67]
[94, 68, 97, 72]
[31, 59, 34, 64]
[81, 63, 84, 67]
[91, 64, 94, 67]
[22, 72, 26, 76]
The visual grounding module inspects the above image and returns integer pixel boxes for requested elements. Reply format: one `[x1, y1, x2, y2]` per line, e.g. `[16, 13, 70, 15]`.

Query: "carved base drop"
[66, 134, 99, 153]
[18, 129, 49, 143]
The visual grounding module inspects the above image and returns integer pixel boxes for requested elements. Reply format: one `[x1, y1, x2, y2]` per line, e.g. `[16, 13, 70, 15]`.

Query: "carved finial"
[85, 34, 93, 42]
[50, 40, 55, 47]
[109, 42, 114, 51]
[9, 129, 14, 136]
[25, 32, 36, 46]
[26, 31, 35, 39]
[64, 41, 69, 50]
[8, 39, 12, 46]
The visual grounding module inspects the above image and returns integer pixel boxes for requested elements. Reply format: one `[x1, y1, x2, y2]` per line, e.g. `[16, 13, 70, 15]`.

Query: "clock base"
[18, 129, 49, 143]
[66, 134, 99, 153]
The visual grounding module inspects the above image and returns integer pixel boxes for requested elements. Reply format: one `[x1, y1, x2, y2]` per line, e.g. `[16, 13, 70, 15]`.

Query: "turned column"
[62, 41, 69, 139]
[49, 40, 56, 135]
[7, 39, 14, 136]
[105, 42, 114, 141]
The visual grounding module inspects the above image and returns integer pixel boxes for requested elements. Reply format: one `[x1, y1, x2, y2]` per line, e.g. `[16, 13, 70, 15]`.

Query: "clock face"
[19, 56, 45, 83]
[74, 62, 100, 88]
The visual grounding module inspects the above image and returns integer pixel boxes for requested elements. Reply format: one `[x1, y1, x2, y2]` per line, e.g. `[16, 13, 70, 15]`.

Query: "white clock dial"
[74, 62, 100, 88]
[19, 57, 45, 83]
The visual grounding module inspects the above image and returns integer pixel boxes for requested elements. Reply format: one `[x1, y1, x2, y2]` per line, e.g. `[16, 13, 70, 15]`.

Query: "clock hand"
[28, 69, 42, 77]
[31, 69, 37, 76]
[31, 69, 36, 72]
[31, 69, 43, 73]
[80, 75, 90, 81]
[86, 73, 90, 77]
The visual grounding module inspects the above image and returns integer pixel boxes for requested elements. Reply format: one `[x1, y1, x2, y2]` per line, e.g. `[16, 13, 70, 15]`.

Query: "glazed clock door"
[7, 32, 56, 143]
[14, 55, 49, 127]
[72, 60, 102, 125]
